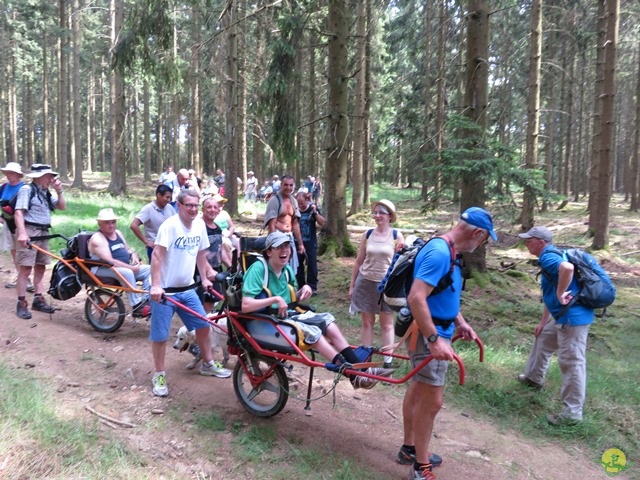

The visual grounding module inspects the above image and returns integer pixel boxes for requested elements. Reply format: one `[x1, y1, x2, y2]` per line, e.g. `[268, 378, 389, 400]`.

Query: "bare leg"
[402, 381, 443, 464]
[32, 264, 47, 295]
[152, 341, 167, 372]
[195, 327, 213, 364]
[360, 312, 376, 346]
[379, 311, 395, 361]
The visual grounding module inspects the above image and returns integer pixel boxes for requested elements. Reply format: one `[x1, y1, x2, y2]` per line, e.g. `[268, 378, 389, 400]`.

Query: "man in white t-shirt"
[148, 189, 231, 397]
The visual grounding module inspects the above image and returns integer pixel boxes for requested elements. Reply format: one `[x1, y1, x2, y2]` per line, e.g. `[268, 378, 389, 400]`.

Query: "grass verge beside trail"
[0, 363, 146, 478]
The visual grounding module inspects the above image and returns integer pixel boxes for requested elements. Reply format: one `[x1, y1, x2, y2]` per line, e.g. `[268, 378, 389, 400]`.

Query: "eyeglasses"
[372, 211, 389, 216]
[476, 230, 490, 245]
[180, 203, 199, 209]
[271, 244, 290, 251]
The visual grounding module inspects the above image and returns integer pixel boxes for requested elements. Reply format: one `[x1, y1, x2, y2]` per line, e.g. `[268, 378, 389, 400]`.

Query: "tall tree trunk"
[157, 89, 164, 170]
[521, 0, 542, 231]
[460, 0, 489, 272]
[591, 0, 619, 249]
[434, 0, 447, 204]
[108, 0, 126, 194]
[224, 2, 239, 215]
[323, 0, 350, 255]
[307, 34, 317, 178]
[86, 69, 94, 173]
[588, 0, 607, 224]
[9, 50, 19, 164]
[143, 79, 151, 181]
[631, 43, 640, 212]
[71, 0, 84, 187]
[419, 2, 432, 202]
[362, 0, 373, 206]
[58, 0, 68, 178]
[190, 6, 202, 176]
[349, 0, 367, 216]
[237, 0, 247, 184]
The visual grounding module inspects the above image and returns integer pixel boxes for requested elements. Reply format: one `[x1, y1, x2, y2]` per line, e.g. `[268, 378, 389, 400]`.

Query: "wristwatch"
[426, 333, 439, 343]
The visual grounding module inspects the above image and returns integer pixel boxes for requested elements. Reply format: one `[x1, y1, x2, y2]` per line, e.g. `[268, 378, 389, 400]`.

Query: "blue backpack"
[540, 247, 616, 316]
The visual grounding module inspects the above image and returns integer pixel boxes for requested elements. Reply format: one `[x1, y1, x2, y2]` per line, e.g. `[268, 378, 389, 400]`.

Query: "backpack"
[378, 236, 459, 312]
[540, 247, 616, 316]
[48, 260, 82, 301]
[1, 183, 55, 234]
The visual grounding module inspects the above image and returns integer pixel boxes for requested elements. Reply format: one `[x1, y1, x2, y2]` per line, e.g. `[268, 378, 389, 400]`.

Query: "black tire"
[85, 288, 126, 333]
[233, 354, 289, 418]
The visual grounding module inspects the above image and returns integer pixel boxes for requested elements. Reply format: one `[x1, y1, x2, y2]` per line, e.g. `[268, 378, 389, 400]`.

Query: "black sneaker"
[32, 296, 56, 313]
[517, 374, 543, 390]
[397, 446, 443, 468]
[16, 301, 32, 319]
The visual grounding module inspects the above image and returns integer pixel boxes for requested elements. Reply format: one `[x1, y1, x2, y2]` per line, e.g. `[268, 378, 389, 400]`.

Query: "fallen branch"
[85, 405, 137, 428]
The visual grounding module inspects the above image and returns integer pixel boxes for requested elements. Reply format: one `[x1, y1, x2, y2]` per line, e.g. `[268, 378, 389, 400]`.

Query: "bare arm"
[242, 294, 288, 317]
[407, 278, 455, 361]
[150, 245, 166, 301]
[130, 218, 153, 249]
[196, 249, 213, 291]
[556, 261, 575, 305]
[349, 233, 367, 296]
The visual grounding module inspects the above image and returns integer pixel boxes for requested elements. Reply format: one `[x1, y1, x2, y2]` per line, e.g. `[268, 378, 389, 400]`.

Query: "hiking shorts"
[149, 288, 211, 342]
[16, 227, 51, 267]
[409, 336, 452, 387]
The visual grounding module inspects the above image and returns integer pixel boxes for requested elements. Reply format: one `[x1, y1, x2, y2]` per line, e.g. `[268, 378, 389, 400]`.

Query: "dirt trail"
[0, 274, 610, 480]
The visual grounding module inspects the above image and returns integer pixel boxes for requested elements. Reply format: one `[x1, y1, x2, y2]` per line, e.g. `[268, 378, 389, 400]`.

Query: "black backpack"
[47, 232, 92, 301]
[378, 236, 459, 312]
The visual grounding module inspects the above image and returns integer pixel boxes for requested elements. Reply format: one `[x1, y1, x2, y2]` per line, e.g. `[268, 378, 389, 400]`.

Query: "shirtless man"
[263, 175, 304, 271]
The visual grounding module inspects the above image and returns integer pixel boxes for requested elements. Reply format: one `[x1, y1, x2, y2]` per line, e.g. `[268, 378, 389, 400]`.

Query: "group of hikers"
[1, 161, 599, 480]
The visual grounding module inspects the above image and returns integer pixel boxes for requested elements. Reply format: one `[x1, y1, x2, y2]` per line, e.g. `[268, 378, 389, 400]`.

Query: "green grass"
[0, 363, 145, 478]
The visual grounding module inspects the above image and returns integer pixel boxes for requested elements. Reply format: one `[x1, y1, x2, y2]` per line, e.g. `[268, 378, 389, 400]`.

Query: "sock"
[340, 347, 360, 364]
[154, 371, 166, 377]
[332, 353, 346, 365]
[415, 462, 432, 471]
[403, 444, 416, 454]
[18, 296, 26, 302]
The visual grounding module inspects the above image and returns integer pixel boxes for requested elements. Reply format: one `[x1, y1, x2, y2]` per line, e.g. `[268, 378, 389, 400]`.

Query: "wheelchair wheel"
[85, 288, 126, 333]
[233, 354, 289, 418]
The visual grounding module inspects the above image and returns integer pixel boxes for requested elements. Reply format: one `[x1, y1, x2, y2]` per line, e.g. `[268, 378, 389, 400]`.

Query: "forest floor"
[1, 175, 637, 479]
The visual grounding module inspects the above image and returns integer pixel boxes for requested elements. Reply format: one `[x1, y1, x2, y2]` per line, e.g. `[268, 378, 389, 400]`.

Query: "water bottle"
[395, 307, 413, 337]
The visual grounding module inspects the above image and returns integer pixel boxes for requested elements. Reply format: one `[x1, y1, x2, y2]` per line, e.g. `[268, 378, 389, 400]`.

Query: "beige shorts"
[0, 222, 16, 251]
[409, 336, 451, 386]
[16, 226, 51, 267]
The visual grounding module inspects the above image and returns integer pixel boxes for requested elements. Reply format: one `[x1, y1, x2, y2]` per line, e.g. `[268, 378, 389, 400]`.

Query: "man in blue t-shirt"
[399, 207, 496, 480]
[517, 226, 594, 427]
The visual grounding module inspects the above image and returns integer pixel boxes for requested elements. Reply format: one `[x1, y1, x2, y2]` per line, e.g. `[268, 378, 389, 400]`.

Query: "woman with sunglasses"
[349, 199, 404, 367]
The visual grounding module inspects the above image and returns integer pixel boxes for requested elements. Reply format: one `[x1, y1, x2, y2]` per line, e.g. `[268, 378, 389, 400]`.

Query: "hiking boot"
[32, 296, 56, 313]
[200, 360, 232, 378]
[517, 374, 543, 390]
[409, 463, 437, 480]
[546, 413, 582, 426]
[16, 300, 32, 320]
[5, 278, 34, 291]
[351, 367, 394, 390]
[397, 446, 443, 468]
[132, 300, 151, 318]
[152, 373, 169, 397]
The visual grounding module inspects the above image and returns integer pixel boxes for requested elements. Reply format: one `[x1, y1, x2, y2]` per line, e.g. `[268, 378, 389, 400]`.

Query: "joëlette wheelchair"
[163, 236, 484, 419]
[28, 232, 149, 333]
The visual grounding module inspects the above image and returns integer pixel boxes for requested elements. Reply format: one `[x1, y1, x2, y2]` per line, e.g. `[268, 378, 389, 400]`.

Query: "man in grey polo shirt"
[14, 164, 66, 319]
[130, 184, 176, 262]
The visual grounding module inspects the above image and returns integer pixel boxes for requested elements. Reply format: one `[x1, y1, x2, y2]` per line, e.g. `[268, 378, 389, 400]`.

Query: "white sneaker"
[200, 360, 232, 378]
[152, 373, 169, 397]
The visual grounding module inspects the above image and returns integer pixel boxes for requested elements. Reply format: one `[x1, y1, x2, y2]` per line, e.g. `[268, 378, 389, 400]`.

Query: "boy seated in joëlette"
[240, 231, 394, 389]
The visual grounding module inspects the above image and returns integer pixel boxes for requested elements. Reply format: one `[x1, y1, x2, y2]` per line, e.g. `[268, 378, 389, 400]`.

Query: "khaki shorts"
[16, 226, 51, 267]
[409, 336, 451, 386]
[0, 222, 16, 250]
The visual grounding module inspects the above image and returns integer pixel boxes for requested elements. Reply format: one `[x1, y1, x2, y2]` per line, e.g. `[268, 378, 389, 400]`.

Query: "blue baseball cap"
[460, 207, 497, 241]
